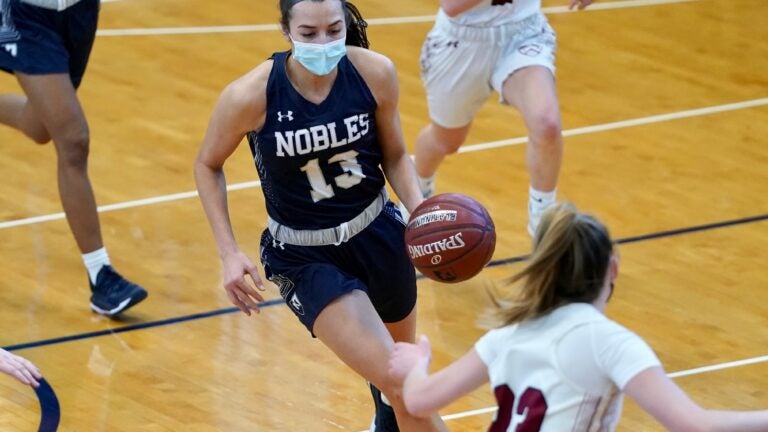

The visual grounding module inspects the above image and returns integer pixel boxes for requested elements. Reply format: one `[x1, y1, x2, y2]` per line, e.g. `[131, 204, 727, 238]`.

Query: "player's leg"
[501, 65, 562, 190]
[16, 72, 101, 252]
[0, 94, 50, 143]
[16, 72, 147, 316]
[503, 66, 562, 236]
[314, 292, 447, 432]
[494, 14, 561, 236]
[414, 19, 496, 199]
[413, 122, 471, 198]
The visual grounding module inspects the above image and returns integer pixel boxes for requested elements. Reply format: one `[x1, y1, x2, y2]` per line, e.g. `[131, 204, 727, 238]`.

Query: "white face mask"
[290, 36, 347, 76]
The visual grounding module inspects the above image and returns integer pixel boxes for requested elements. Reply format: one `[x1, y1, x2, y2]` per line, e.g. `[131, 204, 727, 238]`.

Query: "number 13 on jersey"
[300, 149, 366, 202]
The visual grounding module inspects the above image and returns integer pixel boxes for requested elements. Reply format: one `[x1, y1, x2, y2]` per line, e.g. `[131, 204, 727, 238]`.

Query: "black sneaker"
[89, 265, 148, 317]
[369, 383, 399, 432]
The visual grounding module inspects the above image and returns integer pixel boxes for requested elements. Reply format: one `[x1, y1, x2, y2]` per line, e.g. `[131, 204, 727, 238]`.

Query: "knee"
[28, 130, 51, 145]
[427, 124, 468, 155]
[55, 128, 90, 170]
[528, 109, 562, 146]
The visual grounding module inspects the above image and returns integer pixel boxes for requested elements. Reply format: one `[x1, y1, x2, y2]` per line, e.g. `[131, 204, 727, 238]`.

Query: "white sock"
[83, 247, 111, 284]
[417, 174, 436, 198]
[528, 186, 557, 236]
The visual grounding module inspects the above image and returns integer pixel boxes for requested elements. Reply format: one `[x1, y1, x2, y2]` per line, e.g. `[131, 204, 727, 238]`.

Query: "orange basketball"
[404, 193, 496, 283]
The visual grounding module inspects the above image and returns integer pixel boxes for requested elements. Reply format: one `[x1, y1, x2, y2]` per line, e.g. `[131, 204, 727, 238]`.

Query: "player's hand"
[0, 349, 42, 388]
[389, 335, 432, 382]
[221, 250, 266, 316]
[569, 0, 594, 10]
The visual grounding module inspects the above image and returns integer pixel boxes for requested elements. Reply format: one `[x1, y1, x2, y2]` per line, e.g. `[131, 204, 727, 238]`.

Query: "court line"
[95, 0, 700, 37]
[34, 379, 60, 432]
[458, 97, 768, 153]
[2, 97, 766, 230]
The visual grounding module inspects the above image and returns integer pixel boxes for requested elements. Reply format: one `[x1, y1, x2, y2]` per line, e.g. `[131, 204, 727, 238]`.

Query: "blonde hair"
[487, 203, 614, 327]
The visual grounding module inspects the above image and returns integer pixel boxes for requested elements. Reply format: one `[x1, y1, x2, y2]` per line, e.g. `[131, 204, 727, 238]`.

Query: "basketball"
[404, 193, 496, 283]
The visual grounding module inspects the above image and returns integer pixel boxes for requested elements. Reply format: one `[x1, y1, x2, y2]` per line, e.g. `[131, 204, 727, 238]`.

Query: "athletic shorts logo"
[289, 293, 305, 315]
[518, 44, 543, 56]
[2, 42, 16, 57]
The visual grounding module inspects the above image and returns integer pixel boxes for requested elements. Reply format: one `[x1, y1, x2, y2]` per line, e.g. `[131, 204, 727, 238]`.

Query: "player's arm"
[194, 62, 271, 314]
[625, 367, 768, 432]
[440, 0, 483, 17]
[390, 336, 489, 417]
[349, 48, 423, 213]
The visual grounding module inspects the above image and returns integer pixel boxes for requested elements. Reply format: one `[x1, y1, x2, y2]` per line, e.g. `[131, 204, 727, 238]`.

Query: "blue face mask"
[291, 36, 347, 76]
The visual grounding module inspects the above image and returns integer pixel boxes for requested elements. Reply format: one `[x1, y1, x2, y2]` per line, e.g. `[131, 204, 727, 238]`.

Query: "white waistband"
[434, 10, 544, 43]
[20, 0, 82, 11]
[268, 188, 389, 246]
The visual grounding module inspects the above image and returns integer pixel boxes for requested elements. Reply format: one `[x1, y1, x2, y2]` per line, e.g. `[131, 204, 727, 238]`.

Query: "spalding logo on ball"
[404, 193, 496, 283]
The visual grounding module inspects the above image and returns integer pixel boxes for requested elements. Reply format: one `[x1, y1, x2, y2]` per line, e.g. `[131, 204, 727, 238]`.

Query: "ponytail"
[344, 1, 369, 48]
[485, 203, 614, 327]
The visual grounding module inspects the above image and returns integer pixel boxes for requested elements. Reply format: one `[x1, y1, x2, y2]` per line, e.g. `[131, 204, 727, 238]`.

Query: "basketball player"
[0, 348, 41, 388]
[412, 0, 594, 236]
[194, 1, 447, 431]
[0, 0, 148, 316]
[390, 203, 768, 431]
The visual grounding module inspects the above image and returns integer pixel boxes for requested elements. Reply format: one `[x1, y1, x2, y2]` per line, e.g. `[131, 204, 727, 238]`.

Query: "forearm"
[401, 349, 488, 417]
[193, 160, 240, 258]
[705, 409, 768, 432]
[402, 360, 443, 417]
[383, 152, 423, 214]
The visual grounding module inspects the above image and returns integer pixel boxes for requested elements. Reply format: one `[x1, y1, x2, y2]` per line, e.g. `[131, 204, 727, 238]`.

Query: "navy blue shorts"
[0, 0, 99, 88]
[260, 201, 417, 334]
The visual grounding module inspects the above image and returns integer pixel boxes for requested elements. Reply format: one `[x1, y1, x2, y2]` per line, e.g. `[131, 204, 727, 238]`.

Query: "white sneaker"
[528, 187, 556, 237]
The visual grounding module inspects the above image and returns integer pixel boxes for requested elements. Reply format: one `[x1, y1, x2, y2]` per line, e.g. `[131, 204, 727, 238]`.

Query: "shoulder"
[345, 47, 398, 103]
[475, 325, 517, 365]
[221, 59, 274, 109]
[346, 47, 397, 80]
[216, 59, 274, 131]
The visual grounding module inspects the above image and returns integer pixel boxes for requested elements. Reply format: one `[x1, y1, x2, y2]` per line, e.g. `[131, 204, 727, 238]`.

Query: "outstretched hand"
[221, 250, 267, 316]
[389, 335, 433, 382]
[0, 349, 42, 388]
[569, 0, 594, 10]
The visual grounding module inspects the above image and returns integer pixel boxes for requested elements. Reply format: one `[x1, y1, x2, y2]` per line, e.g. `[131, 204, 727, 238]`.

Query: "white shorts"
[420, 11, 557, 128]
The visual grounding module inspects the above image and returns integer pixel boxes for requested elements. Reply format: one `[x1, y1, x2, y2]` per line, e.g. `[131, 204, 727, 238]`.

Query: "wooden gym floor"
[1, 0, 766, 430]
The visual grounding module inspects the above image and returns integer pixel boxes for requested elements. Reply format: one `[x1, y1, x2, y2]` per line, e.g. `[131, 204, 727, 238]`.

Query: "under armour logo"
[289, 293, 305, 315]
[277, 111, 294, 122]
[518, 44, 543, 56]
[446, 41, 459, 48]
[3, 43, 17, 57]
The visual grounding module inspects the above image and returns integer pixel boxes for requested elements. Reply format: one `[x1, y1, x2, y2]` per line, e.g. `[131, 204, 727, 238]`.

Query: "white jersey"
[475, 303, 660, 432]
[446, 0, 541, 26]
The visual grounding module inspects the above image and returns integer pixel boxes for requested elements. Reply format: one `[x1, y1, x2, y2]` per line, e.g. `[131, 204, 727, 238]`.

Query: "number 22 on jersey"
[490, 385, 548, 432]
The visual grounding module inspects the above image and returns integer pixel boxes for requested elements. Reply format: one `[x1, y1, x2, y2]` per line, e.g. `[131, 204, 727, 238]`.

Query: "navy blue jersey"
[248, 50, 386, 230]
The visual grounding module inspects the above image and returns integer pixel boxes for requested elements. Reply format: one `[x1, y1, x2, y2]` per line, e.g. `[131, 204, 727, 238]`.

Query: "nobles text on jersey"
[275, 113, 371, 157]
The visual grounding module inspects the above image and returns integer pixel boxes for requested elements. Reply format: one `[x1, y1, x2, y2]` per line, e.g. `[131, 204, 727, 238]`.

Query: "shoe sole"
[90, 290, 148, 317]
